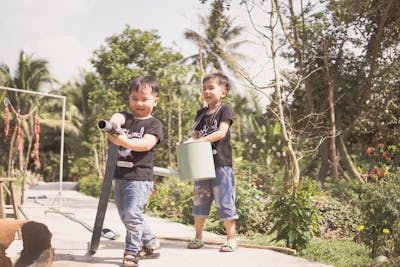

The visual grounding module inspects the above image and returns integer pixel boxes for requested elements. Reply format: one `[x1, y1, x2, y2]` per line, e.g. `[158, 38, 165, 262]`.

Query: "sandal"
[219, 240, 238, 252]
[138, 246, 160, 259]
[187, 239, 204, 249]
[122, 254, 138, 267]
[144, 239, 160, 250]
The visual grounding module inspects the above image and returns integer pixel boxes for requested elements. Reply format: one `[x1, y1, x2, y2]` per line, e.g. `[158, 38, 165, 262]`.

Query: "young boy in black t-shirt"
[107, 76, 162, 267]
[186, 73, 239, 252]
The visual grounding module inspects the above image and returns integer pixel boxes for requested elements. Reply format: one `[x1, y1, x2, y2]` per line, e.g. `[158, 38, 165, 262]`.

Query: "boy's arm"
[107, 112, 159, 152]
[108, 133, 159, 152]
[196, 120, 230, 143]
[109, 113, 126, 128]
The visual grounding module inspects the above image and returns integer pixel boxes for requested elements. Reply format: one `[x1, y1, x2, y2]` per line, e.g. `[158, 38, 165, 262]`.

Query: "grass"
[300, 239, 371, 267]
[240, 233, 372, 267]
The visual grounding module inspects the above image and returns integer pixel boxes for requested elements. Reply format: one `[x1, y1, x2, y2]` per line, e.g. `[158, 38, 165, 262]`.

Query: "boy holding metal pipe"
[107, 76, 163, 267]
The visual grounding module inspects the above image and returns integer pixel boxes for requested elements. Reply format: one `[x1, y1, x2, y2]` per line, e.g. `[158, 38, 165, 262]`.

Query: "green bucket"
[176, 141, 216, 181]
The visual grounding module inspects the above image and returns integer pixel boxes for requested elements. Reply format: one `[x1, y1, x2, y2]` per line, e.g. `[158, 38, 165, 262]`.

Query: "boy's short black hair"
[130, 76, 159, 94]
[202, 73, 231, 94]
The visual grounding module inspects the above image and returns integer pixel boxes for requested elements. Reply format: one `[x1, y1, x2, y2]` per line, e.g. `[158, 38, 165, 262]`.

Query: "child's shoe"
[122, 253, 138, 267]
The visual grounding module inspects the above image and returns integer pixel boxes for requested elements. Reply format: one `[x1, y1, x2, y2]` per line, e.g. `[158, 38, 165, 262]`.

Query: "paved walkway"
[6, 182, 333, 267]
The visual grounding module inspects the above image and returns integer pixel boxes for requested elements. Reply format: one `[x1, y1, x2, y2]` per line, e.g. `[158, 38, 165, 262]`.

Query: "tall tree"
[90, 25, 194, 168]
[58, 71, 110, 179]
[184, 0, 248, 77]
[283, 0, 400, 180]
[238, 0, 303, 183]
[0, 50, 55, 111]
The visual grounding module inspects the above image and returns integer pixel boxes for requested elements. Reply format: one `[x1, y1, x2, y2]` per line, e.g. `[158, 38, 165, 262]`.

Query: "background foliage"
[1, 0, 399, 265]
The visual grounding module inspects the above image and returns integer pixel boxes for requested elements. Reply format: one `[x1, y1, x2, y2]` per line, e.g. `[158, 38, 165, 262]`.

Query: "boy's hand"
[108, 132, 128, 147]
[182, 137, 195, 144]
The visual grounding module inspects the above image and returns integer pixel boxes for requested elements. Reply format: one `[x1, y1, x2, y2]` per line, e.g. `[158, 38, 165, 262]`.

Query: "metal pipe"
[153, 166, 180, 179]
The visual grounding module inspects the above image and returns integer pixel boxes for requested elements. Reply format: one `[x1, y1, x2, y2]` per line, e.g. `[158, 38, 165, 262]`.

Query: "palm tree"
[0, 50, 56, 112]
[1, 50, 55, 90]
[184, 0, 248, 76]
[184, 1, 254, 149]
[0, 50, 56, 201]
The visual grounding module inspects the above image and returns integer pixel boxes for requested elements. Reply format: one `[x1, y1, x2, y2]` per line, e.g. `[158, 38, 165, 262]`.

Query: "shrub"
[146, 177, 193, 224]
[79, 173, 111, 198]
[269, 179, 321, 250]
[69, 157, 93, 181]
[316, 195, 360, 238]
[357, 173, 400, 258]
[235, 179, 269, 234]
[356, 144, 400, 258]
[207, 177, 269, 235]
[148, 173, 269, 235]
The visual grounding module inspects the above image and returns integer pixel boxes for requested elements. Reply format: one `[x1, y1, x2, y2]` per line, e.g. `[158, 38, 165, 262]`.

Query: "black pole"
[88, 143, 119, 254]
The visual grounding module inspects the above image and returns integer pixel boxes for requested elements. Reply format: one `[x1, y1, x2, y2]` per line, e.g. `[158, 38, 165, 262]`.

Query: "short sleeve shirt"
[114, 112, 163, 181]
[194, 104, 233, 167]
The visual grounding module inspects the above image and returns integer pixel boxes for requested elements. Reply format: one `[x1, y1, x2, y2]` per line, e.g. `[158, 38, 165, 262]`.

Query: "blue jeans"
[114, 179, 157, 255]
[192, 166, 239, 220]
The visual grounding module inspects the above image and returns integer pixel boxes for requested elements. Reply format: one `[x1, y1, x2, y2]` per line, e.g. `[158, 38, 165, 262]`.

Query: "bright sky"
[0, 0, 272, 98]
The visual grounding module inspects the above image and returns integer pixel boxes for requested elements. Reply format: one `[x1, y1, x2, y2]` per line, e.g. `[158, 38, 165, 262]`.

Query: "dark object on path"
[14, 221, 54, 267]
[48, 207, 119, 240]
[0, 219, 27, 267]
[101, 228, 119, 240]
[89, 143, 119, 254]
[0, 249, 12, 267]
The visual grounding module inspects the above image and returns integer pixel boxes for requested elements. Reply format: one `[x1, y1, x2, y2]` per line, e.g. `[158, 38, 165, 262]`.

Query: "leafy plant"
[207, 177, 269, 235]
[79, 173, 109, 198]
[235, 178, 269, 234]
[269, 179, 321, 250]
[316, 195, 360, 238]
[146, 177, 193, 223]
[357, 173, 400, 258]
[356, 145, 400, 258]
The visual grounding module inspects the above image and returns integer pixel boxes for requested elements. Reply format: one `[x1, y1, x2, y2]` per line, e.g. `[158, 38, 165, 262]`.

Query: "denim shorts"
[192, 166, 239, 221]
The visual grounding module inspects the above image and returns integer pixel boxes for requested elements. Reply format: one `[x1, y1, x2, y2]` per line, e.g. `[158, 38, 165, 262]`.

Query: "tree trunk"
[93, 147, 103, 179]
[234, 113, 242, 142]
[178, 97, 182, 143]
[337, 135, 363, 182]
[324, 40, 338, 180]
[318, 141, 329, 181]
[167, 88, 173, 166]
[287, 0, 314, 113]
[272, 0, 300, 184]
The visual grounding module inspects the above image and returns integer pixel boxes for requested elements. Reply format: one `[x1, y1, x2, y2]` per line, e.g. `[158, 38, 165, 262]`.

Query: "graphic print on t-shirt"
[118, 126, 144, 159]
[198, 117, 218, 138]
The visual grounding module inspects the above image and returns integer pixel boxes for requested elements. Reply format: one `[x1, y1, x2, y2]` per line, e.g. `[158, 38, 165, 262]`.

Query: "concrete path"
[6, 182, 333, 267]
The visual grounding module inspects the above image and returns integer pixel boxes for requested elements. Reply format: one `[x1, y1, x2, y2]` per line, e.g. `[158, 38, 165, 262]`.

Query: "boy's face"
[129, 85, 159, 118]
[202, 78, 227, 107]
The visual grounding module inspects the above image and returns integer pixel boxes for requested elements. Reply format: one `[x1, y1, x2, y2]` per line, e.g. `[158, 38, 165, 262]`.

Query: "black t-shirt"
[194, 104, 233, 167]
[114, 112, 163, 181]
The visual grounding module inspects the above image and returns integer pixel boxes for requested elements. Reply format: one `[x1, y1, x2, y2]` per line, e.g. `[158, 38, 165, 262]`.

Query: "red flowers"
[368, 167, 385, 178]
[366, 147, 375, 156]
[382, 151, 391, 161]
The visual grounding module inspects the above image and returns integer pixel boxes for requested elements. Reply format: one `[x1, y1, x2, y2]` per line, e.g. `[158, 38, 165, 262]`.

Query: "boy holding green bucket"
[186, 73, 238, 252]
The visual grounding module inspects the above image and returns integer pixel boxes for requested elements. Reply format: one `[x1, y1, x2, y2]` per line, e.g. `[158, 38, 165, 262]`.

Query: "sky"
[0, 0, 272, 98]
